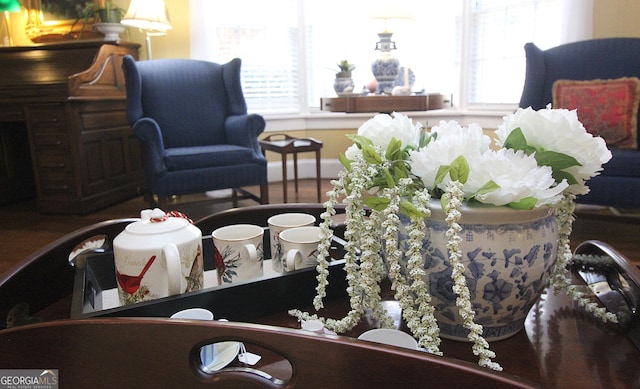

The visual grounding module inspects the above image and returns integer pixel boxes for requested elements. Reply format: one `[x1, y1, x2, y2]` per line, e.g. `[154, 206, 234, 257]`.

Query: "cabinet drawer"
[0, 104, 25, 121]
[35, 151, 73, 173]
[26, 105, 68, 131]
[33, 133, 70, 150]
[39, 176, 76, 197]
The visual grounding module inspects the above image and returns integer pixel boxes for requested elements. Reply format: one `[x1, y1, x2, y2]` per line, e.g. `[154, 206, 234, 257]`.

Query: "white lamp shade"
[121, 0, 172, 31]
[368, 0, 415, 20]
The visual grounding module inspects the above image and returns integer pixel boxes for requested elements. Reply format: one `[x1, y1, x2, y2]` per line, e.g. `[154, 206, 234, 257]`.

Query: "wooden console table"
[320, 93, 446, 113]
[0, 41, 144, 214]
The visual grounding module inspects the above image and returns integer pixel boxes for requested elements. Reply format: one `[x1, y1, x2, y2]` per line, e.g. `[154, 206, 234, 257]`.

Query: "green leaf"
[440, 196, 448, 211]
[346, 134, 373, 149]
[474, 180, 500, 196]
[385, 137, 402, 161]
[394, 164, 408, 179]
[362, 145, 383, 165]
[534, 150, 581, 170]
[338, 153, 351, 171]
[363, 196, 390, 211]
[449, 155, 470, 184]
[434, 165, 450, 186]
[384, 168, 395, 188]
[503, 127, 528, 151]
[419, 130, 436, 149]
[552, 169, 579, 185]
[508, 197, 538, 210]
[400, 200, 428, 219]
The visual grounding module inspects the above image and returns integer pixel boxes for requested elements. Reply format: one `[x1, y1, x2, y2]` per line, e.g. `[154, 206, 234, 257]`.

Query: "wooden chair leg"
[260, 184, 269, 204]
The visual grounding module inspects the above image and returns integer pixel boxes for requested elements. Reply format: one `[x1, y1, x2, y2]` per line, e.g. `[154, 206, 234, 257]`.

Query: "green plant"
[335, 60, 355, 78]
[71, 1, 125, 37]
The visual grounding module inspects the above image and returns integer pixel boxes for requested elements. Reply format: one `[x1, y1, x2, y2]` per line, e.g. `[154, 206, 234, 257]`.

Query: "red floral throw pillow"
[552, 77, 640, 149]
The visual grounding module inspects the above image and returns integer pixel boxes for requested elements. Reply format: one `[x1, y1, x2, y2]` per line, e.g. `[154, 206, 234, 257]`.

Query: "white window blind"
[466, 0, 564, 106]
[189, 0, 300, 114]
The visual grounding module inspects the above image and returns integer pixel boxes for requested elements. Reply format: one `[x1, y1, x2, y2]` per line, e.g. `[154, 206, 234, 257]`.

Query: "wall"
[593, 0, 640, 38]
[118, 0, 190, 60]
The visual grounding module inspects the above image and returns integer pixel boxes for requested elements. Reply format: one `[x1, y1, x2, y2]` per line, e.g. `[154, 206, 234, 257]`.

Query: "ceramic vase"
[333, 77, 355, 95]
[371, 31, 400, 94]
[395, 200, 559, 341]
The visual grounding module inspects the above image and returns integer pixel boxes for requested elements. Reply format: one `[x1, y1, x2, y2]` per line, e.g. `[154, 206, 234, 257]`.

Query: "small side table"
[259, 134, 323, 203]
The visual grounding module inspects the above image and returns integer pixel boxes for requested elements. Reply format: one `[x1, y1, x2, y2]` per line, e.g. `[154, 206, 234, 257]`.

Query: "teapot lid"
[125, 209, 192, 235]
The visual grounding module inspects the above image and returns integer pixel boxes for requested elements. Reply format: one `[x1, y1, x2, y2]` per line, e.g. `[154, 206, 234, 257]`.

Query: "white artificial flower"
[474, 148, 568, 206]
[409, 121, 490, 197]
[496, 106, 612, 195]
[344, 112, 422, 160]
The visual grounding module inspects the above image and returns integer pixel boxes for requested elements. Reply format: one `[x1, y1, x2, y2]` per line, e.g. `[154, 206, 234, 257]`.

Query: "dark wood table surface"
[0, 204, 638, 388]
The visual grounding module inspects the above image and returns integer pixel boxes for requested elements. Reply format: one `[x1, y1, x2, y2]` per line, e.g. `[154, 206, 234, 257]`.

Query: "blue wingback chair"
[122, 55, 268, 206]
[519, 38, 640, 209]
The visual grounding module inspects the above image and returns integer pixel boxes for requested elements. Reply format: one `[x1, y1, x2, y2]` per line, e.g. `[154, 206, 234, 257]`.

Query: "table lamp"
[369, 2, 414, 94]
[0, 0, 21, 47]
[121, 0, 172, 59]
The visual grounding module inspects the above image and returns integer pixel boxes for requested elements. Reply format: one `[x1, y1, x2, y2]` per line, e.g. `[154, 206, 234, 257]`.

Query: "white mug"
[170, 308, 215, 368]
[267, 213, 316, 272]
[279, 226, 322, 272]
[212, 224, 264, 285]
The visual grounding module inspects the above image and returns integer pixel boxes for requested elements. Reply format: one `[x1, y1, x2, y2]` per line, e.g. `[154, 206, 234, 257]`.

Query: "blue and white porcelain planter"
[396, 201, 559, 342]
[334, 77, 355, 95]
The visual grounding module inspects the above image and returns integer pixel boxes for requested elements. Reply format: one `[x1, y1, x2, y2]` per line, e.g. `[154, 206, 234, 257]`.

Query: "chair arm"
[132, 118, 168, 176]
[224, 114, 266, 156]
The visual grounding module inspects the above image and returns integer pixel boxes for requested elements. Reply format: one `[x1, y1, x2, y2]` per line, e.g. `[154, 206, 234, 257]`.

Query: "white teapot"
[113, 209, 203, 305]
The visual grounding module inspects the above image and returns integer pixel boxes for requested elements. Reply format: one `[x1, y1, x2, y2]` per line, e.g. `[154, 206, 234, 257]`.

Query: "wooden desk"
[0, 41, 144, 214]
[320, 94, 446, 113]
[1, 204, 638, 388]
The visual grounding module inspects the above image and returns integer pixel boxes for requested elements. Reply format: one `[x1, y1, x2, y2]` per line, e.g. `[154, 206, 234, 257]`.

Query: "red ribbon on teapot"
[149, 210, 194, 224]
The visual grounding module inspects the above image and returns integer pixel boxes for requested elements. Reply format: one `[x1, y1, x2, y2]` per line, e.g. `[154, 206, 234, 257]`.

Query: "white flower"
[409, 121, 490, 197]
[496, 106, 612, 195]
[345, 112, 422, 160]
[475, 148, 568, 206]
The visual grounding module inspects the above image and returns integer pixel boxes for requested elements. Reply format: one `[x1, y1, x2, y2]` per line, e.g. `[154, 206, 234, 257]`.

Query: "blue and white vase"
[371, 32, 400, 94]
[334, 77, 355, 95]
[395, 200, 559, 342]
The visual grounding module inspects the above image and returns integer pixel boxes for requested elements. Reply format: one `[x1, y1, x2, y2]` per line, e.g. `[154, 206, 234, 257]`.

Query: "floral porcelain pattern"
[396, 213, 558, 341]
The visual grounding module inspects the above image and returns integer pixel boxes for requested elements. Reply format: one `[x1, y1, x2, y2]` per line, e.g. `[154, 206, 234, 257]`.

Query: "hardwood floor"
[1, 179, 639, 276]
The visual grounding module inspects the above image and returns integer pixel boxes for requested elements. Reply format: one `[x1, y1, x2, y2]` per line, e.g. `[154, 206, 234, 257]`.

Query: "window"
[466, 0, 564, 107]
[190, 0, 588, 115]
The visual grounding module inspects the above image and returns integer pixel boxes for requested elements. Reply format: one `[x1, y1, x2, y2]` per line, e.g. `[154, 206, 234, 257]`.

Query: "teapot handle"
[163, 243, 182, 295]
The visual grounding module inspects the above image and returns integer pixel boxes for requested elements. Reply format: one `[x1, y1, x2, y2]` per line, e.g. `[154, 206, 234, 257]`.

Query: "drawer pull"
[40, 163, 66, 168]
[45, 185, 70, 191]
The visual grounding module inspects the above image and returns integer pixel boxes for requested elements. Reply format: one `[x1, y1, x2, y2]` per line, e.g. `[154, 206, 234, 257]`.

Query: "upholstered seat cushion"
[601, 149, 640, 178]
[164, 145, 261, 171]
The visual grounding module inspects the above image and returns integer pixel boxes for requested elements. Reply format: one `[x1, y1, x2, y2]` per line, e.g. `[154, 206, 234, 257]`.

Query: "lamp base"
[371, 54, 400, 94]
[371, 31, 400, 94]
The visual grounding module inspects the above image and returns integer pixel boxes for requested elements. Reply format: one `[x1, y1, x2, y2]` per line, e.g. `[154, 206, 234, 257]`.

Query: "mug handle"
[163, 243, 182, 295]
[285, 249, 301, 272]
[241, 244, 258, 261]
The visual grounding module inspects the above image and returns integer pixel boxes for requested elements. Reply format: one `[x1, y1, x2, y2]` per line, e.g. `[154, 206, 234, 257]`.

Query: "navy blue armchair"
[122, 55, 268, 207]
[519, 38, 640, 209]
